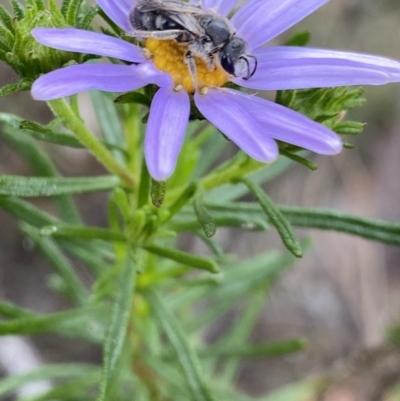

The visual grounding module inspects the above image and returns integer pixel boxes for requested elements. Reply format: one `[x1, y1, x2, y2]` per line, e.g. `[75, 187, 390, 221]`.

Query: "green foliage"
[0, 174, 120, 197]
[276, 86, 366, 168]
[238, 177, 302, 257]
[97, 254, 136, 401]
[0, 0, 98, 90]
[146, 290, 217, 401]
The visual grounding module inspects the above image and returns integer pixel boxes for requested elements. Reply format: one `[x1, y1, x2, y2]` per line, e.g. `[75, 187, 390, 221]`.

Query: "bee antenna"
[242, 55, 257, 80]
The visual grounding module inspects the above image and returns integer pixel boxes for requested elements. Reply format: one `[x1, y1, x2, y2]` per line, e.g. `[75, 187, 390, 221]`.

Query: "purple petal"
[194, 89, 278, 162]
[134, 62, 173, 88]
[145, 88, 190, 181]
[32, 63, 147, 100]
[97, 0, 133, 31]
[255, 46, 400, 80]
[226, 89, 342, 154]
[202, 0, 237, 16]
[32, 28, 145, 63]
[232, 0, 330, 49]
[235, 47, 392, 90]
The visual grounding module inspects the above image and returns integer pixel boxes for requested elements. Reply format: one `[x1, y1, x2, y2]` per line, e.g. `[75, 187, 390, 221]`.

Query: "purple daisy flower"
[31, 0, 400, 181]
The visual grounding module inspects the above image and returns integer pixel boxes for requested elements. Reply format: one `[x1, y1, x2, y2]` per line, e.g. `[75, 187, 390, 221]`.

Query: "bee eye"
[220, 54, 234, 75]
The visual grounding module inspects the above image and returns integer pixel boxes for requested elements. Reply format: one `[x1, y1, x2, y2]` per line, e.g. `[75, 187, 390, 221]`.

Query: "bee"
[129, 0, 257, 89]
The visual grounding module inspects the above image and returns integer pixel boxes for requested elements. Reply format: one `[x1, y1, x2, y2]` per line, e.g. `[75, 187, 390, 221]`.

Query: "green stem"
[70, 95, 80, 119]
[48, 98, 135, 188]
[143, 244, 219, 274]
[201, 156, 265, 190]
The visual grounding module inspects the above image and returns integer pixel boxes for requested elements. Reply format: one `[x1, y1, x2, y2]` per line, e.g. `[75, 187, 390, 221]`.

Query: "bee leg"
[131, 29, 185, 40]
[184, 50, 199, 91]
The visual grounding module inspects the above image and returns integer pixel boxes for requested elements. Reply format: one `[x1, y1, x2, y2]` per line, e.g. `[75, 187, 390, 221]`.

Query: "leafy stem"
[48, 98, 136, 188]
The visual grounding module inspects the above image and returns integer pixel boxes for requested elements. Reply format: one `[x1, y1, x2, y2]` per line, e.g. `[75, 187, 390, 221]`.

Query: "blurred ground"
[1, 0, 400, 399]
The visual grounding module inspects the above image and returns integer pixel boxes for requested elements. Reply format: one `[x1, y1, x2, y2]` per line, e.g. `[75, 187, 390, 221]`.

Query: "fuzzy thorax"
[146, 38, 229, 93]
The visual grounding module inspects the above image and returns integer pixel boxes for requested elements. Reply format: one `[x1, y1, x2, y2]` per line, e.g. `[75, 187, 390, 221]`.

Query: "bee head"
[219, 37, 257, 80]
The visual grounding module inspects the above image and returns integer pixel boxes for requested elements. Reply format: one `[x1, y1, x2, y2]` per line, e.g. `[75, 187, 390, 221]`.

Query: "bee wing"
[136, 0, 209, 15]
[136, 0, 207, 37]
[167, 12, 205, 36]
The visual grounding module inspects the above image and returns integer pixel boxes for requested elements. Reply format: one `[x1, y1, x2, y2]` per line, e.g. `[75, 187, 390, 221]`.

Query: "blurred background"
[1, 0, 400, 399]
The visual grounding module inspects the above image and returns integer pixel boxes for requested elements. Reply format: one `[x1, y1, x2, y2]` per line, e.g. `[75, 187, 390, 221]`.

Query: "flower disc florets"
[146, 38, 229, 93]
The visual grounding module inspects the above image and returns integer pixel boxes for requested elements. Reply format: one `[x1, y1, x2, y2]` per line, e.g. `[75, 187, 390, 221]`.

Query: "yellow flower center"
[145, 38, 229, 93]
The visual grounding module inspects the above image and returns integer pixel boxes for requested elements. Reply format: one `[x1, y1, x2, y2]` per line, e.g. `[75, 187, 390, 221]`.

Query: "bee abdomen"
[130, 9, 180, 31]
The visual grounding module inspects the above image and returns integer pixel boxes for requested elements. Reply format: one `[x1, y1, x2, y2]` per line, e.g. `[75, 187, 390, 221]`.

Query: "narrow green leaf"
[78, 5, 101, 29]
[143, 244, 219, 274]
[239, 177, 302, 257]
[0, 4, 13, 31]
[145, 290, 217, 401]
[0, 364, 99, 399]
[0, 79, 31, 97]
[97, 255, 136, 401]
[2, 127, 81, 223]
[0, 175, 119, 197]
[61, 0, 70, 16]
[193, 192, 216, 238]
[0, 301, 35, 319]
[97, 8, 123, 34]
[90, 91, 124, 163]
[0, 24, 13, 46]
[10, 0, 25, 20]
[33, 0, 45, 11]
[170, 211, 269, 232]
[280, 149, 317, 171]
[41, 224, 127, 242]
[334, 121, 365, 135]
[0, 307, 105, 342]
[114, 91, 151, 107]
[17, 119, 128, 155]
[281, 206, 400, 245]
[165, 182, 198, 222]
[0, 196, 58, 226]
[66, 0, 84, 25]
[207, 202, 400, 247]
[24, 225, 88, 305]
[19, 119, 83, 146]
